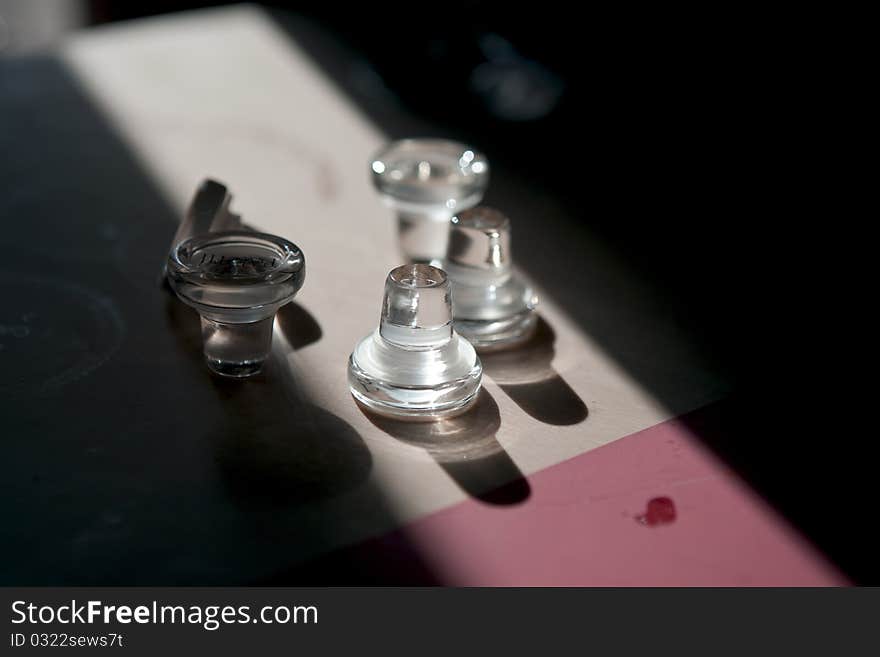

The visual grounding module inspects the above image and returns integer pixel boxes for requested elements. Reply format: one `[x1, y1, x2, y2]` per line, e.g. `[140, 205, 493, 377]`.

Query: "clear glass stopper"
[443, 207, 538, 350]
[167, 230, 305, 377]
[349, 264, 482, 420]
[370, 138, 490, 263]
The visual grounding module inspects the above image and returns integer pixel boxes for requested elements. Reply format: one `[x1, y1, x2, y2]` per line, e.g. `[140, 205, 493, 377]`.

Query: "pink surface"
[392, 412, 848, 586]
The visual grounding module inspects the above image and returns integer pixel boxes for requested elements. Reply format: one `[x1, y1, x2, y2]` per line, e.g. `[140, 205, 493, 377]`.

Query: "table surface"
[0, 6, 844, 584]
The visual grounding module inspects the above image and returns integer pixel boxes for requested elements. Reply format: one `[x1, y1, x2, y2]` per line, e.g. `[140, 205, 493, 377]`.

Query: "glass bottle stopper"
[370, 138, 489, 263]
[348, 264, 482, 420]
[167, 231, 305, 377]
[443, 206, 538, 350]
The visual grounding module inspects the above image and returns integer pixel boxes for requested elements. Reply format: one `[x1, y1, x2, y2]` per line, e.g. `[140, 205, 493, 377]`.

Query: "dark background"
[2, 2, 871, 582]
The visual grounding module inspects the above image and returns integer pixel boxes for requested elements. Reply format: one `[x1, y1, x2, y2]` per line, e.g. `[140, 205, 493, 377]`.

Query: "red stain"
[635, 497, 676, 526]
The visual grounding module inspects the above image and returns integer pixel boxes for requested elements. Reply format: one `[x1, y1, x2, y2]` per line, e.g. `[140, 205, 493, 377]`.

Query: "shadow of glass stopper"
[481, 316, 589, 426]
[164, 297, 371, 509]
[275, 301, 322, 350]
[210, 358, 373, 509]
[359, 389, 530, 506]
